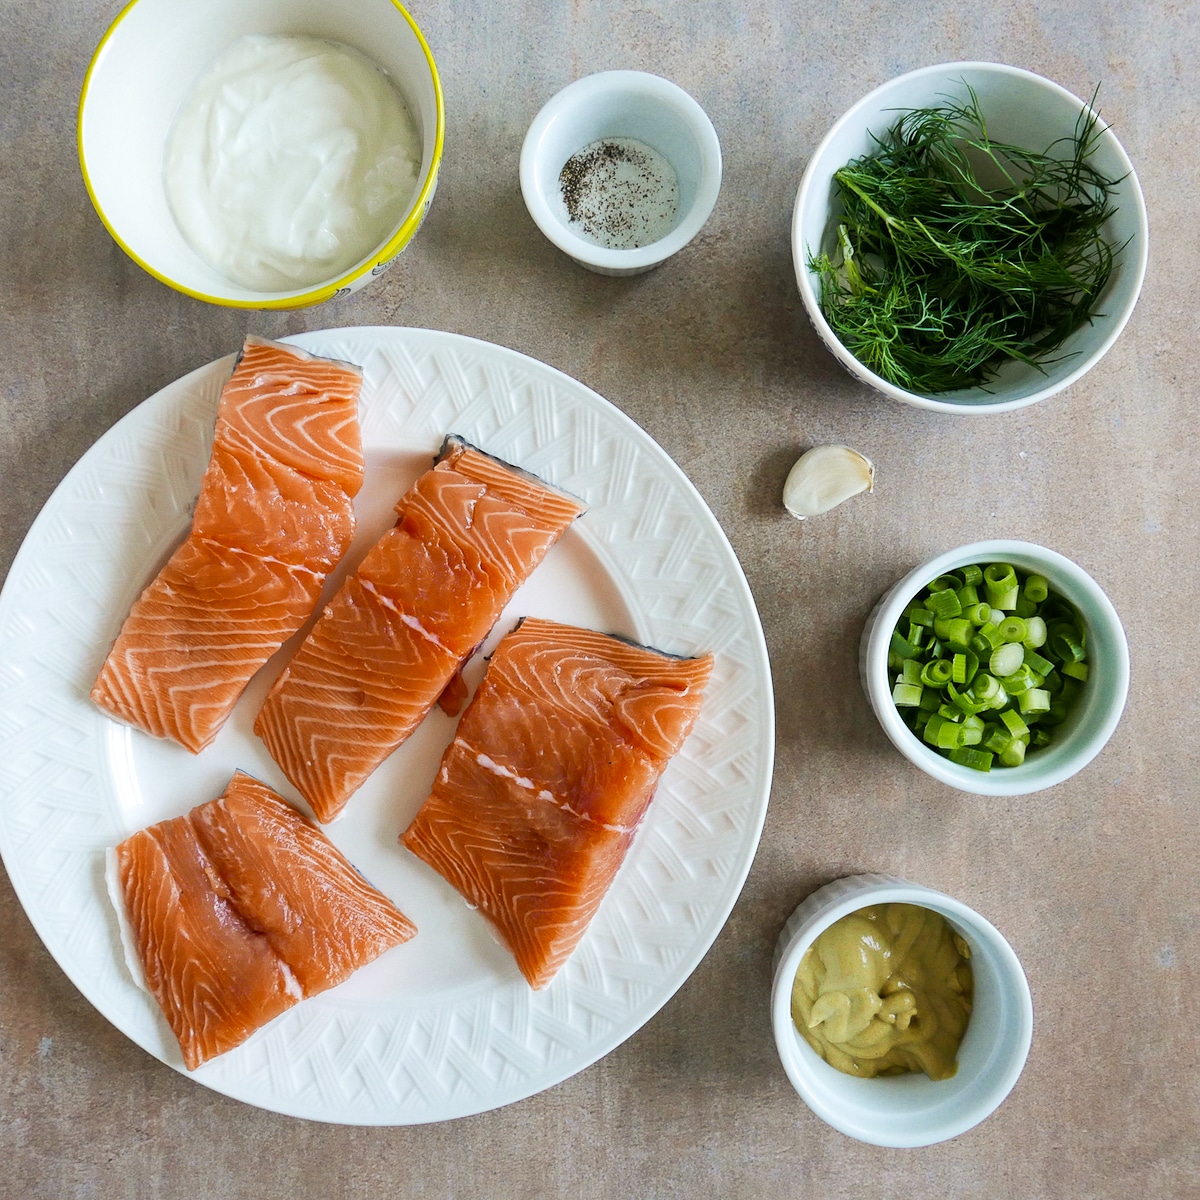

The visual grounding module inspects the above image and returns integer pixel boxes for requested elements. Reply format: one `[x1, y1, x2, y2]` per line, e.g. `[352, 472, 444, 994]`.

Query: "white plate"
[0, 327, 774, 1124]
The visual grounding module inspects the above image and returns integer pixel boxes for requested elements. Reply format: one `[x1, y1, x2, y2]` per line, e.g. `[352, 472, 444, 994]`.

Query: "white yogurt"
[164, 35, 422, 292]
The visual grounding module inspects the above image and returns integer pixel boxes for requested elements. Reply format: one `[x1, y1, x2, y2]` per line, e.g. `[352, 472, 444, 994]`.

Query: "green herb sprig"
[810, 87, 1124, 394]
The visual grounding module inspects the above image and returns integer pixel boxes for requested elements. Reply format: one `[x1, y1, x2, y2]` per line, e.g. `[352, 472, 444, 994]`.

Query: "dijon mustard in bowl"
[771, 874, 1033, 1148]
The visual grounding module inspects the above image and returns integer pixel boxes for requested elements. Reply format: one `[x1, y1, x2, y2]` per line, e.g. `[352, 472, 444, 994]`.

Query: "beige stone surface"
[2, 0, 1198, 1195]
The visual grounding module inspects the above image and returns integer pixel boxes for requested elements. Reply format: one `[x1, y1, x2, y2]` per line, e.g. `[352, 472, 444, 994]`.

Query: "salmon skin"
[114, 771, 415, 1070]
[91, 337, 364, 753]
[255, 436, 587, 824]
[401, 617, 713, 990]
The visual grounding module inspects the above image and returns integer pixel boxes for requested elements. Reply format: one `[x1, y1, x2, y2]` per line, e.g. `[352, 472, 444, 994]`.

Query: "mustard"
[791, 903, 973, 1081]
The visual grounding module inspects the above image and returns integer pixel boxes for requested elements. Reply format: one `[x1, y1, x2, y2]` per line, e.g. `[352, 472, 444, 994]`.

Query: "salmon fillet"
[91, 337, 364, 753]
[401, 617, 713, 990]
[114, 771, 415, 1070]
[255, 437, 586, 823]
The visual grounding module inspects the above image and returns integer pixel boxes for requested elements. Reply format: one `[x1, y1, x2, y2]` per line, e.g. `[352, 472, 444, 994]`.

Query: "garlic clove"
[782, 444, 875, 520]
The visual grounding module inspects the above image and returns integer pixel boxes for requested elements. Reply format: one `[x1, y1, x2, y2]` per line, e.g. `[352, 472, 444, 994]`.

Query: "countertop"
[2, 0, 1198, 1196]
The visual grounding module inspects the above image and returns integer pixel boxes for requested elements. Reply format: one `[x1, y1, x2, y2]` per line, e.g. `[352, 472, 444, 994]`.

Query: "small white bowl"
[772, 874, 1033, 1148]
[861, 540, 1130, 796]
[792, 62, 1148, 413]
[78, 0, 444, 309]
[520, 71, 722, 276]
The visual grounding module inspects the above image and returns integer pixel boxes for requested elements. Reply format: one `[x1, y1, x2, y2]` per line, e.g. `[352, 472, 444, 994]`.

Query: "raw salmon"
[91, 337, 364, 753]
[255, 437, 586, 823]
[401, 617, 713, 990]
[114, 771, 415, 1070]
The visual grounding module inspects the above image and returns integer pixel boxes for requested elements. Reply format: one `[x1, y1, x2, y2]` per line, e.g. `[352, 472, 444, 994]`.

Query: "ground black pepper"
[558, 137, 679, 250]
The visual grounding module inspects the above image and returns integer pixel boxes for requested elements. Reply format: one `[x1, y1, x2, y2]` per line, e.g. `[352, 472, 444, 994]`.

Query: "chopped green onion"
[929, 574, 963, 592]
[921, 659, 954, 688]
[1000, 663, 1041, 695]
[983, 563, 1019, 610]
[890, 561, 1089, 771]
[936, 718, 965, 750]
[965, 602, 992, 626]
[999, 708, 1030, 738]
[1023, 648, 1055, 677]
[1023, 574, 1049, 603]
[950, 746, 993, 771]
[928, 589, 963, 619]
[997, 616, 1028, 644]
[984, 728, 1013, 754]
[972, 673, 1003, 706]
[1051, 628, 1086, 662]
[948, 682, 987, 716]
[974, 621, 1003, 650]
[890, 630, 922, 659]
[933, 618, 973, 652]
[1022, 616, 1048, 649]
[999, 739, 1027, 767]
[922, 714, 949, 746]
[989, 643, 1024, 677]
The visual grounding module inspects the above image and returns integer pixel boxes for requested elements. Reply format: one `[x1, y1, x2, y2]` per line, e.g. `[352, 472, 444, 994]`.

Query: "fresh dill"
[809, 87, 1124, 394]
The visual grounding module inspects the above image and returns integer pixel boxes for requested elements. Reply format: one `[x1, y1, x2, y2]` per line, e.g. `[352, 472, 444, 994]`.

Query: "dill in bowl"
[889, 563, 1089, 771]
[809, 90, 1123, 393]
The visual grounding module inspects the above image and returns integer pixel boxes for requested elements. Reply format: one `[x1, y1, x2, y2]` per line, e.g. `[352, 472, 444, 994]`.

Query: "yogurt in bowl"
[79, 0, 444, 309]
[164, 35, 424, 293]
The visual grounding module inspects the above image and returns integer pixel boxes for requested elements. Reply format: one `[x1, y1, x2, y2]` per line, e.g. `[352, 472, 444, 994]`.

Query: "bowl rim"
[862, 539, 1130, 796]
[519, 69, 723, 271]
[770, 873, 1034, 1148]
[76, 0, 446, 310]
[791, 60, 1149, 414]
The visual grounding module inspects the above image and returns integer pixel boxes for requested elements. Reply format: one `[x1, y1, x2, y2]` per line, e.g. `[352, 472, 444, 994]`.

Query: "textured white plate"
[0, 327, 774, 1124]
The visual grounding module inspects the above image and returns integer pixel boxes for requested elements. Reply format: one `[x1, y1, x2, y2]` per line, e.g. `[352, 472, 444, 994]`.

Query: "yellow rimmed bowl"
[78, 0, 444, 309]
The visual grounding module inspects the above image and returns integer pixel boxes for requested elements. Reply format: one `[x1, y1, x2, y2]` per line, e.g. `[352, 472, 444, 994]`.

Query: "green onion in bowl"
[888, 563, 1088, 771]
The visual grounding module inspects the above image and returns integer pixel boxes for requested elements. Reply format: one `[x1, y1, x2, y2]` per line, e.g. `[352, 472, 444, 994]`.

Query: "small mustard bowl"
[772, 874, 1034, 1147]
[78, 0, 444, 309]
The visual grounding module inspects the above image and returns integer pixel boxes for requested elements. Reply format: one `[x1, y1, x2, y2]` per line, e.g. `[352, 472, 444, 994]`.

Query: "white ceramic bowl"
[520, 71, 722, 276]
[861, 540, 1129, 796]
[772, 874, 1033, 1147]
[792, 62, 1148, 413]
[78, 0, 444, 309]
